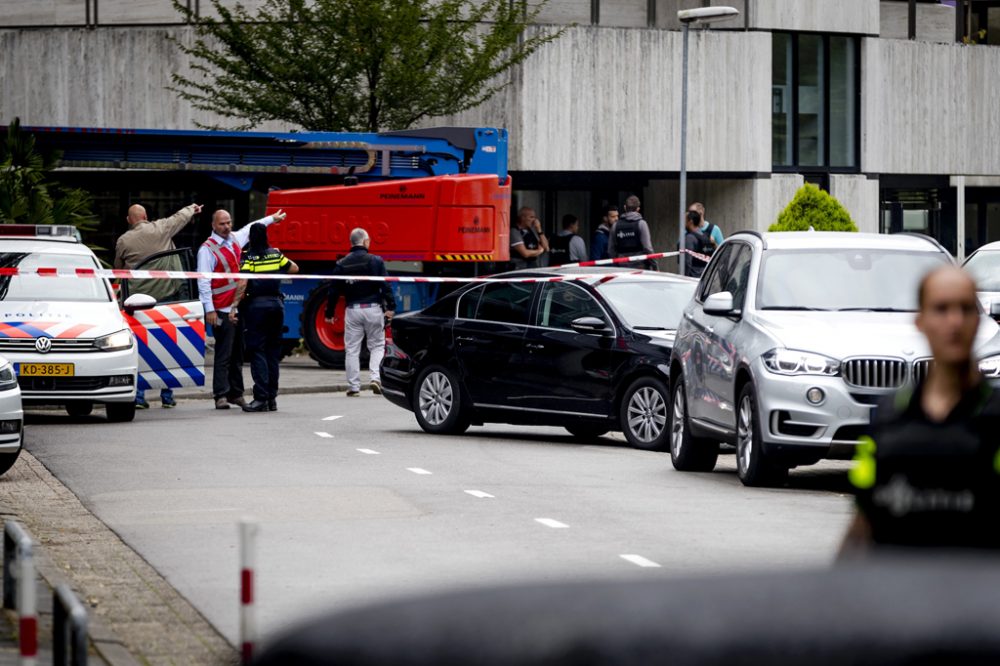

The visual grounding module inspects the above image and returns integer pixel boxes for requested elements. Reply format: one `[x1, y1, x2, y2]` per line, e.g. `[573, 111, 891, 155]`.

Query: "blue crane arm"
[25, 125, 508, 184]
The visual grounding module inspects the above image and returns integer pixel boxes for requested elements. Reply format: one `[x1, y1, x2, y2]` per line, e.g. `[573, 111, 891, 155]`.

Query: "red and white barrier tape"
[3, 249, 708, 283]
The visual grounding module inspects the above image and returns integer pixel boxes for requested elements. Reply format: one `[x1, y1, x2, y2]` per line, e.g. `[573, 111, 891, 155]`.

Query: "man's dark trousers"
[212, 315, 245, 400]
[243, 298, 284, 402]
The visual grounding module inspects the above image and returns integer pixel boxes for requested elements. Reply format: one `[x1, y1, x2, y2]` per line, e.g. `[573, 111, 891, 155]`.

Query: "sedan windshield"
[0, 252, 109, 302]
[964, 250, 1000, 292]
[757, 249, 949, 312]
[597, 280, 696, 330]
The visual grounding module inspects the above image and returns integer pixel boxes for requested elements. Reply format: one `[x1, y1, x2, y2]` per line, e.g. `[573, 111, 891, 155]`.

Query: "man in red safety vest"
[197, 208, 286, 410]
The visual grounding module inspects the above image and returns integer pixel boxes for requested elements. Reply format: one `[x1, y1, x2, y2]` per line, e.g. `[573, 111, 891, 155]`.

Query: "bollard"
[3, 521, 32, 610]
[240, 519, 258, 665]
[53, 584, 88, 666]
[17, 539, 36, 666]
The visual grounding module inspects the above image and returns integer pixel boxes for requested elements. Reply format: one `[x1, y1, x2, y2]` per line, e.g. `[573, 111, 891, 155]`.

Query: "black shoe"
[241, 400, 268, 412]
[267, 399, 277, 412]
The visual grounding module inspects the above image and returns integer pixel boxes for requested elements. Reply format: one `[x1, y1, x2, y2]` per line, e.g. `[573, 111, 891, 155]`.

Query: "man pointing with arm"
[197, 208, 286, 410]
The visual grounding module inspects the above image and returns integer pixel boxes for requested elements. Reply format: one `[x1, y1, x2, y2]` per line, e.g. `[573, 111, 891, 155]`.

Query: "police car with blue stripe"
[0, 226, 206, 422]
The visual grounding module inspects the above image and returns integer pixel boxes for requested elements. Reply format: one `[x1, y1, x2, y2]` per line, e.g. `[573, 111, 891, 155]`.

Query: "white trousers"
[344, 306, 386, 391]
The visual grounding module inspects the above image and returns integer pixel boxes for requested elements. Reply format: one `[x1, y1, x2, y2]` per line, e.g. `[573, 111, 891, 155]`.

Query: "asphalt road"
[22, 394, 855, 647]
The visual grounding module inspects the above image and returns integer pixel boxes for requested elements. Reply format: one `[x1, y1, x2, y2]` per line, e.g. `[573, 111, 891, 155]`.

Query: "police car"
[0, 226, 206, 421]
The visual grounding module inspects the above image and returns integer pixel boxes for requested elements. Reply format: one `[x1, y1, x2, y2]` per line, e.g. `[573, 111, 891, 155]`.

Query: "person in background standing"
[591, 204, 617, 261]
[197, 208, 286, 410]
[548, 214, 588, 266]
[324, 228, 396, 397]
[229, 223, 299, 413]
[689, 202, 723, 253]
[114, 202, 202, 409]
[510, 207, 549, 270]
[683, 211, 711, 278]
[609, 195, 656, 270]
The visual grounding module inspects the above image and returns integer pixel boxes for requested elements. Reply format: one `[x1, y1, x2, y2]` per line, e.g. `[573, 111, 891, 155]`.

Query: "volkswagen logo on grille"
[34, 337, 52, 353]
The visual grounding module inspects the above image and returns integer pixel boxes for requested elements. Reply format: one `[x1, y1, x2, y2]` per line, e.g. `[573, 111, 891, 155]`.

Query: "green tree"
[0, 118, 97, 231]
[769, 183, 858, 232]
[171, 0, 560, 132]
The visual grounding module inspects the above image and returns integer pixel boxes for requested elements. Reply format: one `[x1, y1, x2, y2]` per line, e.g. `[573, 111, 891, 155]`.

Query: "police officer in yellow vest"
[230, 223, 299, 412]
[841, 266, 1000, 555]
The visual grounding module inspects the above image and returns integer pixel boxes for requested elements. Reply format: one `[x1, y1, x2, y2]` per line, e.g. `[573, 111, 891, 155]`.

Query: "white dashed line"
[464, 490, 495, 499]
[314, 432, 334, 438]
[407, 467, 433, 475]
[322, 415, 344, 421]
[535, 518, 569, 529]
[620, 554, 661, 568]
[356, 449, 380, 455]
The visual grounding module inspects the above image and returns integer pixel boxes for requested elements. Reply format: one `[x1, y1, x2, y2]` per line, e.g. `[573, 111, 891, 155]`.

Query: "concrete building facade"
[3, 0, 1000, 260]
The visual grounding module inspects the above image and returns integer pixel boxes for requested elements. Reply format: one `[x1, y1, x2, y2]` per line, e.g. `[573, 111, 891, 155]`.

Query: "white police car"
[0, 356, 24, 475]
[0, 226, 206, 421]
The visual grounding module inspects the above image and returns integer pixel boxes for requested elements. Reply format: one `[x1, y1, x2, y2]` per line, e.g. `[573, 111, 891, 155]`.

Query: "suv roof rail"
[891, 231, 951, 257]
[732, 229, 767, 249]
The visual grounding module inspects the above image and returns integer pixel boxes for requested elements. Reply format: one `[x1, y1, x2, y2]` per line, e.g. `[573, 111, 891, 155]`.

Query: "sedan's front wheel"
[669, 380, 719, 472]
[620, 377, 671, 450]
[413, 366, 470, 435]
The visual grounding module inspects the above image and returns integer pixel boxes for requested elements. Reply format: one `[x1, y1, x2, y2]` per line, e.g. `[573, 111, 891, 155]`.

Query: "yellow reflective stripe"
[993, 447, 1000, 476]
[849, 435, 877, 490]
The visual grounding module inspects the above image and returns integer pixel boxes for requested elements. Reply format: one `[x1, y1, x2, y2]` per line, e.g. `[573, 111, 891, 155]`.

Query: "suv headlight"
[0, 363, 16, 391]
[94, 329, 133, 352]
[762, 349, 840, 376]
[980, 355, 1000, 379]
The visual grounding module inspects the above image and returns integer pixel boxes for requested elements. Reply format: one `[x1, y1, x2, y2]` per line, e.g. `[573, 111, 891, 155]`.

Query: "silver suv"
[669, 231, 1000, 486]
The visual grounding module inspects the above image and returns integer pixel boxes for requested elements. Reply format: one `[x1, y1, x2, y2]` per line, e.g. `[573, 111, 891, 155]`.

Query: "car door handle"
[526, 343, 545, 350]
[456, 336, 480, 343]
[183, 315, 201, 322]
[685, 312, 694, 320]
[707, 326, 714, 334]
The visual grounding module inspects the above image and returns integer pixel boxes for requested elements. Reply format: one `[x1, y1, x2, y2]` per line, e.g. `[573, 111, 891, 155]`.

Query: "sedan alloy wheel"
[419, 371, 453, 426]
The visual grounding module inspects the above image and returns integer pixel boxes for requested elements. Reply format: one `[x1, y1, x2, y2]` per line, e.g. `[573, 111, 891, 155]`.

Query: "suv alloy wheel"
[669, 379, 719, 471]
[735, 383, 787, 487]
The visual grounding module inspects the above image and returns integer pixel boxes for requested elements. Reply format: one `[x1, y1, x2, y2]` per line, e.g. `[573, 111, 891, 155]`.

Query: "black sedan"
[380, 268, 698, 450]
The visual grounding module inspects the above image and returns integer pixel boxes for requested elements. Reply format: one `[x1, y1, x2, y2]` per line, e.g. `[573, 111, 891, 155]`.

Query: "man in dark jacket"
[590, 205, 617, 261]
[609, 195, 656, 270]
[324, 228, 396, 397]
[683, 211, 710, 278]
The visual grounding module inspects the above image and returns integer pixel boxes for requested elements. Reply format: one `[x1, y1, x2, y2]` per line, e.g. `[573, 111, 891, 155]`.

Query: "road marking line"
[322, 415, 344, 421]
[314, 432, 334, 438]
[407, 467, 432, 475]
[357, 448, 380, 455]
[620, 554, 661, 568]
[535, 518, 569, 529]
[464, 490, 495, 499]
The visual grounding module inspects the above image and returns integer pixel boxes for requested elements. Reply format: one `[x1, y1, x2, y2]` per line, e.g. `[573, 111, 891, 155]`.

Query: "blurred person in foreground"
[840, 266, 1000, 555]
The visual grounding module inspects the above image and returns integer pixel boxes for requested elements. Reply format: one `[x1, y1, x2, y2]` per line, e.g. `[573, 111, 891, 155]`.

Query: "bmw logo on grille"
[34, 337, 52, 353]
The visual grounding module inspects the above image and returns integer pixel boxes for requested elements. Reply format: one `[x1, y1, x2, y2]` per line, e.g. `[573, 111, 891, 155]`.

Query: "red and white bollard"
[240, 519, 258, 665]
[18, 541, 36, 666]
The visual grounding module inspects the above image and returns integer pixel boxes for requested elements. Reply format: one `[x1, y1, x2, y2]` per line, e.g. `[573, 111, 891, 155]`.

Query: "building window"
[772, 33, 860, 171]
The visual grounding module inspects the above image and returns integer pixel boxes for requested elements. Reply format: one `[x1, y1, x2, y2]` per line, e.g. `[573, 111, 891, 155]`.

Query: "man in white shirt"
[197, 208, 286, 409]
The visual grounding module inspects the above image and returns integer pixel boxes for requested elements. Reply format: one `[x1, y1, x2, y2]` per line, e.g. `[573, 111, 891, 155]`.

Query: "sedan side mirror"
[703, 291, 735, 316]
[123, 293, 157, 315]
[571, 316, 613, 336]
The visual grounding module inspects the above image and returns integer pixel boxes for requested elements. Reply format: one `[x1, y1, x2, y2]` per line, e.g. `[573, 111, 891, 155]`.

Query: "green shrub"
[768, 183, 858, 232]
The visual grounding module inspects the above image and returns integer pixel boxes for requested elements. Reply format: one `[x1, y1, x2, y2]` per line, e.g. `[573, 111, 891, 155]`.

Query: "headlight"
[94, 329, 133, 352]
[762, 348, 840, 376]
[979, 355, 1000, 379]
[0, 363, 16, 390]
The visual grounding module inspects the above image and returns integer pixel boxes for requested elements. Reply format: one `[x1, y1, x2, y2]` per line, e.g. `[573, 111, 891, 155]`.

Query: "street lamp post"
[676, 6, 739, 276]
